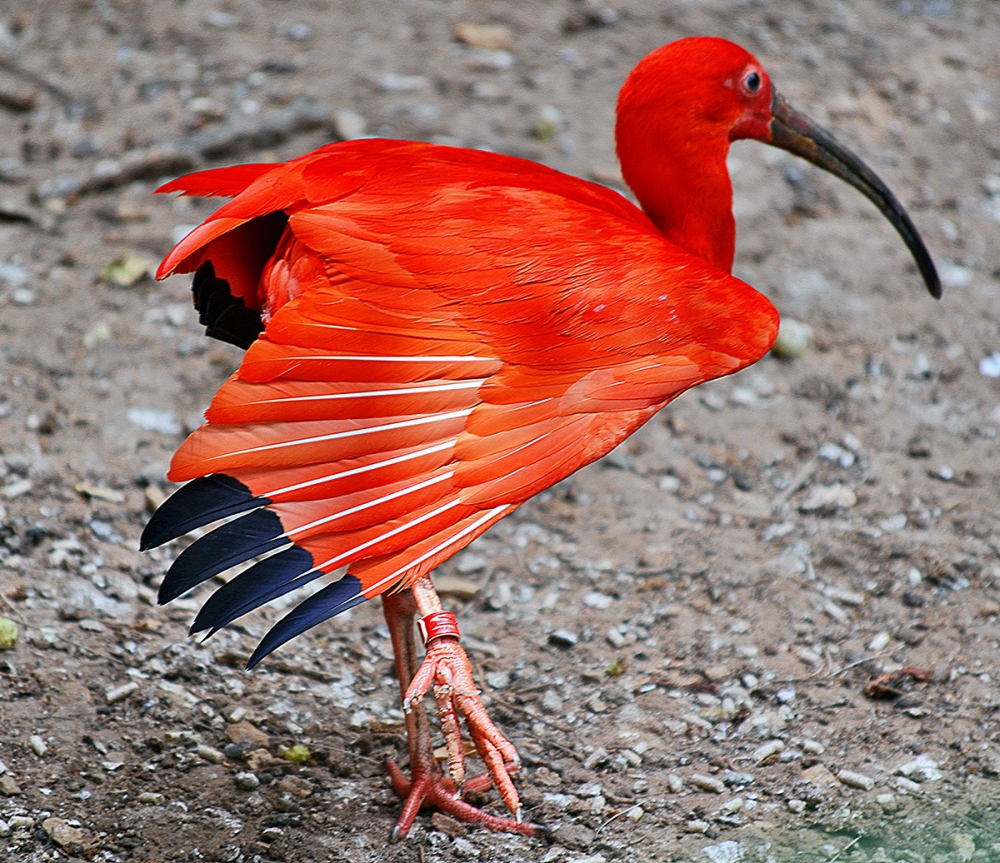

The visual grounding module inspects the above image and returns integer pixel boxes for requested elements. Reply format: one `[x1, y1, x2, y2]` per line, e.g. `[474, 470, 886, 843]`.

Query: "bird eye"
[744, 71, 761, 93]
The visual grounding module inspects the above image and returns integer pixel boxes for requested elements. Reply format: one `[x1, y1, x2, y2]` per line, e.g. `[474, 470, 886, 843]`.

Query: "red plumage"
[145, 36, 936, 837]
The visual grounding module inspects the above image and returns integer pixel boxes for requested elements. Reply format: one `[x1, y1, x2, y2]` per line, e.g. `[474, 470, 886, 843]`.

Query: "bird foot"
[386, 609, 535, 838]
[386, 758, 537, 840]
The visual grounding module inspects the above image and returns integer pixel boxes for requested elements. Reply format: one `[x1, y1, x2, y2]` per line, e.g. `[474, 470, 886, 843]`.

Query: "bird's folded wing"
[145, 142, 777, 663]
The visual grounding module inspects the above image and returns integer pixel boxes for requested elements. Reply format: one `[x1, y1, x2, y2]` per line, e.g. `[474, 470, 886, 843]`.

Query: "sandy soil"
[1, 1, 999, 861]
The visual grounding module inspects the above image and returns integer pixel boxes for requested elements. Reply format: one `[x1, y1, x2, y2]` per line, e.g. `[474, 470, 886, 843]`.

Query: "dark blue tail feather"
[191, 546, 318, 634]
[247, 575, 366, 668]
[157, 509, 287, 604]
[141, 475, 265, 550]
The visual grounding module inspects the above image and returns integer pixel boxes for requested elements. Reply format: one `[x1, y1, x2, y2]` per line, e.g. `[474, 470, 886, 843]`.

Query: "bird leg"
[381, 578, 537, 839]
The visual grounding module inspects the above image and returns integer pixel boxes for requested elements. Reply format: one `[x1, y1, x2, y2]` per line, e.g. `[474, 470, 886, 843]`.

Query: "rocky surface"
[1, 1, 999, 861]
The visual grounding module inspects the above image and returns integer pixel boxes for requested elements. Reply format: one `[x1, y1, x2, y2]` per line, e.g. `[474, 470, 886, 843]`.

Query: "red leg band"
[418, 610, 461, 645]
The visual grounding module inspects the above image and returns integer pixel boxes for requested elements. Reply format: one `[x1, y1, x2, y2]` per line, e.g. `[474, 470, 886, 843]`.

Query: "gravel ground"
[1, 1, 1000, 861]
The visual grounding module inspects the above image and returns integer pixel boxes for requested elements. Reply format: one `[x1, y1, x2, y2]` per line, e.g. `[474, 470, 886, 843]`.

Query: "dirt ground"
[1, 1, 1000, 861]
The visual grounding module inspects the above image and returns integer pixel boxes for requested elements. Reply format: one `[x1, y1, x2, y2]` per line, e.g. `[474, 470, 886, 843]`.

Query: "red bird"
[143, 37, 939, 838]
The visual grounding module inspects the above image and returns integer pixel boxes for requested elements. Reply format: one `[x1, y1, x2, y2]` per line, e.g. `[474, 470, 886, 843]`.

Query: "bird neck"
[616, 121, 736, 273]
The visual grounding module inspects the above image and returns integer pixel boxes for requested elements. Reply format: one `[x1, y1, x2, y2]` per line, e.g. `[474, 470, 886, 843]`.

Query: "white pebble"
[105, 681, 140, 704]
[29, 735, 48, 756]
[752, 740, 785, 762]
[837, 769, 876, 791]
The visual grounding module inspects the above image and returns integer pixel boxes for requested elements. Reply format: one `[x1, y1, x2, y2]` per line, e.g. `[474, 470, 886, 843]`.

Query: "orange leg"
[381, 578, 538, 839]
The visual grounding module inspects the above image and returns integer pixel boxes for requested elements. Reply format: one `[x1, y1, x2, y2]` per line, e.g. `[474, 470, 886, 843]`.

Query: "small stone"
[802, 739, 825, 756]
[721, 770, 754, 787]
[226, 721, 270, 750]
[245, 748, 276, 772]
[454, 22, 513, 51]
[685, 819, 710, 834]
[282, 744, 310, 764]
[332, 108, 366, 141]
[434, 573, 481, 596]
[667, 773, 684, 793]
[548, 628, 578, 648]
[0, 616, 18, 650]
[105, 681, 140, 704]
[752, 740, 785, 762]
[875, 792, 899, 812]
[837, 769, 876, 791]
[29, 735, 48, 757]
[771, 317, 813, 358]
[430, 811, 468, 838]
[138, 791, 164, 804]
[42, 817, 86, 849]
[196, 744, 225, 763]
[867, 632, 891, 652]
[235, 771, 260, 791]
[690, 773, 726, 793]
[277, 775, 312, 798]
[583, 747, 608, 770]
[798, 482, 856, 513]
[787, 798, 806, 813]
[0, 775, 21, 796]
[896, 754, 942, 782]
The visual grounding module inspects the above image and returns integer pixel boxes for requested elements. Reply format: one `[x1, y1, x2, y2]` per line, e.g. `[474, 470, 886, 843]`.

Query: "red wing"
[145, 139, 778, 664]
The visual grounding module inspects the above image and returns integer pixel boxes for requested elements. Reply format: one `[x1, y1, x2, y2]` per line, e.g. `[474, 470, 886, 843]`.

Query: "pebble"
[29, 734, 48, 756]
[802, 739, 825, 755]
[235, 771, 260, 791]
[226, 721, 270, 750]
[0, 818, 8, 837]
[0, 616, 18, 649]
[548, 628, 578, 648]
[798, 482, 857, 512]
[246, 748, 276, 772]
[583, 747, 608, 770]
[867, 631, 891, 652]
[105, 680, 140, 704]
[667, 773, 684, 793]
[277, 775, 313, 798]
[721, 770, 755, 786]
[690, 773, 726, 793]
[332, 108, 366, 141]
[771, 317, 813, 358]
[431, 811, 467, 838]
[0, 775, 21, 796]
[42, 817, 86, 849]
[836, 769, 876, 791]
[685, 819, 710, 833]
[196, 744, 225, 763]
[453, 22, 513, 51]
[752, 740, 784, 762]
[138, 791, 164, 804]
[787, 798, 807, 813]
[896, 754, 942, 782]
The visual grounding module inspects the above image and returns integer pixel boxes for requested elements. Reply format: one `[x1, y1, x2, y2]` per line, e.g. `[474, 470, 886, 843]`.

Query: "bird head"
[616, 36, 940, 298]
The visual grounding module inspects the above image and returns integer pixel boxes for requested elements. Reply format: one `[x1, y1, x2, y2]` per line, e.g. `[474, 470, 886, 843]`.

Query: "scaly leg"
[381, 580, 538, 839]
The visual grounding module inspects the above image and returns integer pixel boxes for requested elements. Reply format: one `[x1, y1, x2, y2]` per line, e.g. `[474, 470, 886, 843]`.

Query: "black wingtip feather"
[190, 546, 317, 635]
[157, 508, 287, 605]
[247, 575, 365, 669]
[141, 474, 265, 551]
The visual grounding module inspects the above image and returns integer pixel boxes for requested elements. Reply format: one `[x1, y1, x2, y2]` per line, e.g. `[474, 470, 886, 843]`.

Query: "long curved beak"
[769, 90, 941, 299]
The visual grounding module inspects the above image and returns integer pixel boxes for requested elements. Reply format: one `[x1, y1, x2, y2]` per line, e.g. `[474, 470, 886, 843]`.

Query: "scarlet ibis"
[143, 36, 939, 838]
